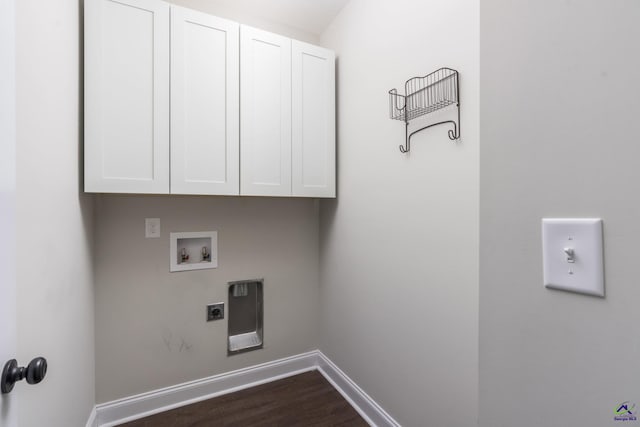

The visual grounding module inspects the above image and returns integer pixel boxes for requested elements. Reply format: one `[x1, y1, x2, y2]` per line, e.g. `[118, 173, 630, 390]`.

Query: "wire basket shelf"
[388, 67, 460, 153]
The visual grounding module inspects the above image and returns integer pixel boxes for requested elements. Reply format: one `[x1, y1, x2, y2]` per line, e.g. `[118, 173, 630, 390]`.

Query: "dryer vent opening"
[227, 279, 263, 355]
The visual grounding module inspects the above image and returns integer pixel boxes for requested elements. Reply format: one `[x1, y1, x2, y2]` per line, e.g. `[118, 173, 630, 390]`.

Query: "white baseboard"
[91, 350, 400, 427]
[316, 352, 400, 427]
[95, 351, 317, 427]
[85, 406, 97, 427]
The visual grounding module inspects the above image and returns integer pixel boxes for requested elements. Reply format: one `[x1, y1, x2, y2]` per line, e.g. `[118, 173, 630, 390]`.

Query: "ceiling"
[204, 0, 350, 36]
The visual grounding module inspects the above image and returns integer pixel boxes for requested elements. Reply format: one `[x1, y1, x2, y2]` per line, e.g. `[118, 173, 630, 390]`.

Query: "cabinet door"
[85, 0, 170, 193]
[240, 26, 292, 196]
[291, 41, 336, 198]
[171, 7, 239, 195]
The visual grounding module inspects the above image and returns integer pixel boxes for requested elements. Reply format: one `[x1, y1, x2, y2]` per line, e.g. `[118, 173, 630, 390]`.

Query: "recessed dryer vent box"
[228, 279, 263, 355]
[170, 231, 218, 272]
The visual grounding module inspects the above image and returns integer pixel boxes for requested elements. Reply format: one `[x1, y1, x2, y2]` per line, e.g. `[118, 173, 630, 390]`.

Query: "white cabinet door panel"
[171, 7, 239, 195]
[240, 26, 292, 196]
[292, 41, 335, 198]
[85, 0, 170, 193]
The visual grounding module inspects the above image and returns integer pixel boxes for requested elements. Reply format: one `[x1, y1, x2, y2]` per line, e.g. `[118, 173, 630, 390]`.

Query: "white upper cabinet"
[85, 0, 170, 193]
[171, 8, 239, 195]
[292, 41, 336, 198]
[240, 26, 336, 198]
[84, 1, 335, 198]
[240, 26, 292, 197]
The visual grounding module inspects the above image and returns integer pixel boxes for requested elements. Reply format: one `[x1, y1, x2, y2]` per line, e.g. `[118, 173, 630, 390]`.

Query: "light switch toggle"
[563, 247, 575, 263]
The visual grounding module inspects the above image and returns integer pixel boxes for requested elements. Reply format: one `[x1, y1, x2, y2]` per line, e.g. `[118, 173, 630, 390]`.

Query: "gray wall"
[479, 1, 640, 426]
[95, 196, 320, 402]
[319, 0, 479, 425]
[15, 0, 96, 425]
[93, 1, 323, 403]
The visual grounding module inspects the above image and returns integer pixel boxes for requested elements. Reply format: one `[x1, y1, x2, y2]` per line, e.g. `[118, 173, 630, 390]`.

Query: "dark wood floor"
[118, 370, 369, 427]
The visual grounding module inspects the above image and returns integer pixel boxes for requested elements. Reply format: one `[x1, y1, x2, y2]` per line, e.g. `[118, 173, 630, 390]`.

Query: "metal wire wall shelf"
[389, 67, 460, 153]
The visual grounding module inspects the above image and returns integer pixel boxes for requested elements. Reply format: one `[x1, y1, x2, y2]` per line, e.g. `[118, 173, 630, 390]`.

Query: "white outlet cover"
[542, 218, 604, 297]
[145, 218, 161, 238]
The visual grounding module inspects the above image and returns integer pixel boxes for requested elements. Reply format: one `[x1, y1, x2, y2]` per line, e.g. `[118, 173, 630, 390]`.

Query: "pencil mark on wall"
[162, 329, 173, 352]
[179, 337, 193, 352]
[161, 329, 193, 353]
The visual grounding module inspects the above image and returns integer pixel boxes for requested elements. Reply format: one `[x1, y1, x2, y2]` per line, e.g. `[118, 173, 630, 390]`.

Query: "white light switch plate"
[542, 218, 604, 297]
